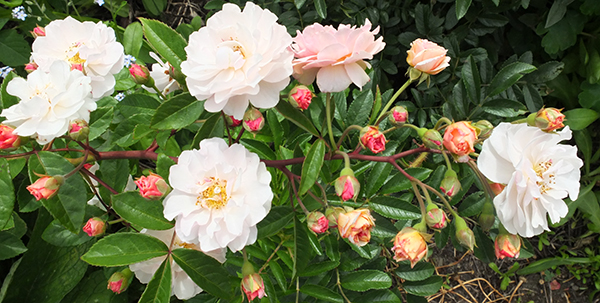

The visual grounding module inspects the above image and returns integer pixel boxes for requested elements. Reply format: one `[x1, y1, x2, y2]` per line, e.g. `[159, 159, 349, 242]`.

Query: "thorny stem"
[325, 92, 337, 151]
[235, 127, 245, 144]
[63, 139, 90, 179]
[377, 78, 413, 123]
[337, 268, 352, 303]
[280, 166, 310, 214]
[81, 167, 118, 195]
[168, 229, 178, 253]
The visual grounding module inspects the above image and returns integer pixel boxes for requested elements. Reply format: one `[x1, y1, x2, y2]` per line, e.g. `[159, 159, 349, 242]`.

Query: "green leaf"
[123, 22, 144, 57]
[142, 0, 167, 16]
[41, 220, 92, 247]
[118, 94, 161, 117]
[299, 139, 326, 196]
[269, 261, 286, 291]
[403, 276, 443, 296]
[0, 158, 14, 230]
[461, 56, 481, 104]
[564, 108, 600, 130]
[380, 168, 432, 194]
[151, 93, 204, 129]
[294, 0, 307, 9]
[458, 192, 486, 217]
[314, 0, 327, 19]
[192, 113, 222, 148]
[300, 284, 342, 303]
[341, 270, 392, 292]
[0, 231, 27, 260]
[112, 192, 173, 230]
[257, 206, 294, 239]
[81, 233, 169, 266]
[113, 113, 152, 147]
[355, 290, 402, 303]
[0, 29, 30, 66]
[275, 100, 319, 137]
[578, 190, 600, 232]
[300, 260, 339, 277]
[1, 71, 18, 109]
[369, 196, 421, 220]
[156, 153, 176, 181]
[240, 139, 277, 160]
[88, 106, 114, 141]
[542, 12, 585, 54]
[524, 61, 564, 84]
[394, 262, 434, 281]
[139, 258, 172, 303]
[545, 0, 573, 28]
[293, 217, 312, 278]
[482, 99, 527, 117]
[455, 0, 472, 20]
[487, 62, 536, 97]
[517, 257, 591, 275]
[61, 270, 122, 303]
[473, 226, 495, 264]
[172, 248, 234, 299]
[140, 18, 188, 70]
[346, 89, 374, 127]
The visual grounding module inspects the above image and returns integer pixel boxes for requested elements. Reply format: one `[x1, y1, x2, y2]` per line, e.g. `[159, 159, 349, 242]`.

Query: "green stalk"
[326, 93, 337, 151]
[376, 78, 413, 122]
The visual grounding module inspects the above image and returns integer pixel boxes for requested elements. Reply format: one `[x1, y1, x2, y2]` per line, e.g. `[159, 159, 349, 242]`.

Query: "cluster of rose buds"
[308, 207, 375, 247]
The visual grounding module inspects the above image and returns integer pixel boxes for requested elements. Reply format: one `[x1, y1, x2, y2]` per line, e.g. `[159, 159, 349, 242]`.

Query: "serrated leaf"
[41, 220, 92, 247]
[379, 168, 432, 194]
[139, 258, 172, 303]
[356, 290, 402, 303]
[369, 196, 421, 220]
[269, 261, 287, 291]
[275, 100, 319, 137]
[118, 94, 161, 117]
[156, 153, 176, 181]
[240, 139, 277, 160]
[487, 62, 536, 97]
[403, 276, 443, 296]
[112, 192, 173, 230]
[394, 262, 434, 281]
[257, 206, 294, 239]
[300, 284, 342, 303]
[123, 22, 144, 57]
[151, 93, 204, 129]
[61, 270, 121, 303]
[81, 233, 169, 266]
[481, 99, 527, 117]
[293, 217, 312, 278]
[458, 192, 486, 217]
[462, 56, 481, 104]
[0, 231, 27, 260]
[0, 158, 14, 230]
[300, 260, 339, 277]
[172, 248, 234, 299]
[142, 0, 167, 16]
[140, 18, 188, 70]
[299, 139, 326, 196]
[341, 270, 392, 292]
[88, 106, 114, 141]
[346, 89, 374, 127]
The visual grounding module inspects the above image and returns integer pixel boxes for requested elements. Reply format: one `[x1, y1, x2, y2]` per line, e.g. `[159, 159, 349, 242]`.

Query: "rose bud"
[391, 227, 429, 268]
[288, 85, 313, 110]
[389, 106, 408, 125]
[0, 125, 20, 150]
[489, 182, 505, 196]
[325, 206, 347, 228]
[454, 216, 475, 251]
[443, 121, 477, 157]
[168, 63, 185, 83]
[360, 126, 386, 154]
[107, 268, 133, 294]
[417, 128, 443, 150]
[27, 175, 63, 200]
[529, 107, 565, 132]
[337, 208, 375, 247]
[425, 203, 447, 230]
[135, 173, 170, 200]
[406, 38, 451, 75]
[83, 217, 106, 237]
[478, 200, 495, 232]
[68, 119, 89, 141]
[225, 115, 242, 127]
[241, 273, 267, 301]
[307, 211, 328, 234]
[335, 168, 360, 202]
[243, 108, 265, 133]
[24, 62, 38, 73]
[495, 233, 521, 259]
[30, 25, 45, 38]
[472, 120, 493, 140]
[440, 170, 461, 197]
[129, 63, 154, 86]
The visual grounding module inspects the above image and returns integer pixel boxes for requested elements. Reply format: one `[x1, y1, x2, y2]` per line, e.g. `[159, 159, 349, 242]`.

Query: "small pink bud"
[494, 233, 521, 259]
[334, 168, 360, 202]
[24, 62, 38, 73]
[454, 216, 475, 251]
[425, 204, 447, 230]
[307, 211, 328, 234]
[288, 85, 313, 110]
[135, 173, 170, 200]
[243, 108, 265, 133]
[68, 119, 89, 141]
[418, 128, 443, 150]
[31, 26, 45, 38]
[389, 106, 408, 125]
[440, 170, 460, 197]
[83, 217, 106, 237]
[359, 126, 386, 154]
[0, 125, 20, 150]
[107, 268, 133, 294]
[129, 64, 154, 86]
[27, 176, 63, 200]
[225, 115, 242, 127]
[241, 273, 267, 301]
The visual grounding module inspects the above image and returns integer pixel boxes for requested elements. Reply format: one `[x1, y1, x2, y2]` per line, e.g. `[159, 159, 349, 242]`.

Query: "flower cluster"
[12, 6, 27, 21]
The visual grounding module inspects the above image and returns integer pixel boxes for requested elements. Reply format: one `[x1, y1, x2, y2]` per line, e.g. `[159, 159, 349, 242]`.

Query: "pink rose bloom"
[406, 39, 450, 75]
[443, 121, 477, 157]
[291, 20, 385, 92]
[360, 126, 386, 154]
[135, 174, 170, 200]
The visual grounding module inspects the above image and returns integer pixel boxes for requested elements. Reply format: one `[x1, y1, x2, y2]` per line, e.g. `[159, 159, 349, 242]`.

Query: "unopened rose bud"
[528, 107, 565, 132]
[68, 119, 89, 141]
[454, 216, 475, 251]
[389, 106, 408, 125]
[417, 128, 443, 150]
[288, 85, 313, 110]
[495, 233, 521, 259]
[107, 268, 133, 294]
[472, 120, 493, 140]
[325, 207, 347, 228]
[30, 25, 45, 38]
[440, 170, 460, 197]
[27, 175, 63, 200]
[391, 227, 429, 268]
[0, 125, 20, 150]
[335, 168, 360, 202]
[243, 108, 264, 133]
[83, 217, 106, 237]
[337, 208, 375, 247]
[407, 38, 451, 75]
[479, 200, 495, 232]
[425, 203, 447, 230]
[443, 121, 477, 157]
[489, 182, 505, 196]
[134, 173, 170, 200]
[241, 261, 267, 301]
[225, 115, 242, 127]
[360, 126, 386, 154]
[24, 62, 38, 73]
[168, 64, 185, 83]
[307, 211, 328, 234]
[129, 64, 154, 86]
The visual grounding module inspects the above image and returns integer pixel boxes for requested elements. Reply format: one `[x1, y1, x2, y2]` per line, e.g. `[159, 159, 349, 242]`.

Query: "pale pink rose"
[443, 121, 477, 156]
[406, 39, 450, 75]
[291, 20, 385, 92]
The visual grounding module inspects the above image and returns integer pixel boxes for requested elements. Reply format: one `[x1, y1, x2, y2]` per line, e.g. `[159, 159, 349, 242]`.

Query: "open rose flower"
[443, 121, 477, 157]
[163, 138, 273, 252]
[337, 208, 375, 246]
[181, 2, 293, 119]
[241, 273, 266, 301]
[478, 123, 582, 237]
[406, 39, 450, 75]
[291, 20, 385, 93]
[31, 16, 124, 99]
[130, 228, 226, 300]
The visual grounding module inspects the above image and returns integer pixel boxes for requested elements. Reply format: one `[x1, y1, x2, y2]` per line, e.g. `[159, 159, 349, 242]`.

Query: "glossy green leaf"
[112, 192, 173, 230]
[81, 233, 169, 266]
[123, 22, 144, 57]
[0, 231, 26, 260]
[299, 139, 326, 196]
[294, 0, 307, 9]
[88, 106, 114, 141]
[293, 217, 312, 278]
[462, 56, 481, 104]
[564, 108, 600, 130]
[151, 93, 204, 129]
[0, 158, 14, 230]
[139, 258, 172, 303]
[300, 260, 339, 277]
[524, 61, 564, 84]
[300, 284, 342, 303]
[61, 270, 122, 303]
[346, 89, 373, 127]
[269, 261, 287, 291]
[455, 0, 472, 20]
[140, 18, 188, 70]
[364, 142, 397, 198]
[481, 98, 527, 117]
[394, 261, 434, 281]
[156, 153, 176, 181]
[545, 0, 572, 28]
[41, 220, 92, 247]
[403, 276, 443, 296]
[192, 113, 222, 148]
[240, 139, 277, 160]
[172, 248, 234, 299]
[355, 290, 402, 303]
[379, 168, 432, 194]
[369, 196, 421, 220]
[275, 101, 319, 137]
[113, 113, 152, 147]
[517, 257, 590, 275]
[118, 94, 160, 117]
[257, 206, 294, 239]
[142, 0, 167, 16]
[341, 270, 392, 292]
[314, 0, 327, 18]
[487, 62, 536, 97]
[458, 192, 486, 217]
[473, 226, 495, 264]
[0, 29, 29, 66]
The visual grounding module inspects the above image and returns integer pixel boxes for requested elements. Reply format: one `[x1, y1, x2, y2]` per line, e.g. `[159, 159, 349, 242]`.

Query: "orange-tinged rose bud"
[489, 182, 505, 196]
[307, 211, 328, 234]
[535, 108, 565, 132]
[389, 106, 408, 125]
[360, 126, 386, 154]
[407, 39, 450, 75]
[337, 208, 375, 247]
[83, 217, 106, 237]
[443, 121, 477, 157]
[241, 273, 266, 301]
[135, 173, 170, 200]
[27, 176, 62, 200]
[24, 62, 38, 73]
[129, 64, 154, 86]
[107, 268, 133, 294]
[0, 125, 20, 150]
[243, 108, 265, 133]
[495, 234, 521, 259]
[289, 85, 313, 110]
[391, 227, 428, 268]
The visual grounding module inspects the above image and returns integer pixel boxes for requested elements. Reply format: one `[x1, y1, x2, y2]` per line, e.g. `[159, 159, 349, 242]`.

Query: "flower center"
[534, 159, 555, 194]
[66, 42, 86, 69]
[196, 177, 229, 210]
